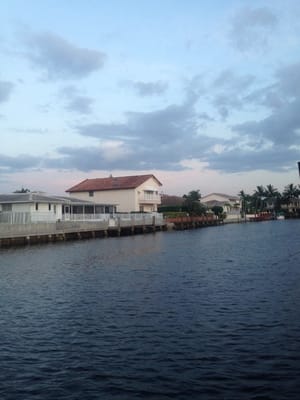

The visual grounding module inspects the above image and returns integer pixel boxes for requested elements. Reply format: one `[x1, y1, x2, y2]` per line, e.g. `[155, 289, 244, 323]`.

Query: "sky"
[1, 0, 300, 197]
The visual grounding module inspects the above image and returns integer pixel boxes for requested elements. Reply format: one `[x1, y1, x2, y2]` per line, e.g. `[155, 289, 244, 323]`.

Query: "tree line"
[239, 183, 300, 216]
[160, 184, 300, 218]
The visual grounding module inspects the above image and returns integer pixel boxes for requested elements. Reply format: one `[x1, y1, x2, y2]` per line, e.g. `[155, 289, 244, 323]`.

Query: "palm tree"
[265, 184, 280, 214]
[282, 183, 300, 213]
[239, 190, 251, 217]
[253, 185, 267, 214]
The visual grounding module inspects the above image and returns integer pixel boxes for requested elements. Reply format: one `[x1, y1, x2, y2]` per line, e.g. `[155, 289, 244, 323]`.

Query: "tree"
[239, 190, 252, 215]
[282, 183, 300, 213]
[253, 185, 267, 213]
[182, 190, 205, 215]
[183, 190, 201, 202]
[211, 205, 223, 217]
[265, 184, 280, 213]
[14, 187, 30, 193]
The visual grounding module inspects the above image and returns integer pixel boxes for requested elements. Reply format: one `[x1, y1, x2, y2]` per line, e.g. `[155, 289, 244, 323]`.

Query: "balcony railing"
[138, 195, 161, 204]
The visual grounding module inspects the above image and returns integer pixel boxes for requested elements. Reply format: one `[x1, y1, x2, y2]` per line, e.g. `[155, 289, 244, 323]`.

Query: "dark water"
[1, 220, 300, 399]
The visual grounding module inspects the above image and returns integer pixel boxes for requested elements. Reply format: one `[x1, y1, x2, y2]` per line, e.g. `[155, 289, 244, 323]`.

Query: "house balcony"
[138, 195, 161, 205]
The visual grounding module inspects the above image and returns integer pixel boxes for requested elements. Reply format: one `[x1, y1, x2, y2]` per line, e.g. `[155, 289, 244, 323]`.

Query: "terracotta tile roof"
[66, 174, 162, 193]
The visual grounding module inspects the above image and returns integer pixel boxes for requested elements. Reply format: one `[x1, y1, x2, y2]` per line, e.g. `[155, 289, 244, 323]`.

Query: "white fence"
[0, 212, 31, 224]
[0, 211, 164, 225]
[61, 213, 110, 222]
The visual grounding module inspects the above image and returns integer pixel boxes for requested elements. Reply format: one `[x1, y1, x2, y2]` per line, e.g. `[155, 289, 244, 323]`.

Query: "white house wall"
[71, 189, 136, 212]
[12, 203, 32, 212]
[29, 202, 63, 220]
[27, 202, 63, 220]
[135, 177, 161, 212]
[2, 201, 63, 222]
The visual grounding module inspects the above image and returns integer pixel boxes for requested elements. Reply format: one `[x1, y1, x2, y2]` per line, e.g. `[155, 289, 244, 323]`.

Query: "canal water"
[1, 220, 300, 399]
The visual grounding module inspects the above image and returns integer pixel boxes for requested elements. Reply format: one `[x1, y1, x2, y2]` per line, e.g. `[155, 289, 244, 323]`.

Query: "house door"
[63, 205, 70, 220]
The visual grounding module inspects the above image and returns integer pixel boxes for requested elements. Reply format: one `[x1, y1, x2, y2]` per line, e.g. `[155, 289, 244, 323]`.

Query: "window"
[48, 203, 51, 211]
[89, 191, 94, 197]
[2, 204, 12, 211]
[35, 203, 39, 211]
[144, 190, 154, 200]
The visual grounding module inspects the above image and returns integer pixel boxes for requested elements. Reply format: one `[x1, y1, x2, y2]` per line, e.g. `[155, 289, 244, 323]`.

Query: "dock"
[165, 215, 220, 230]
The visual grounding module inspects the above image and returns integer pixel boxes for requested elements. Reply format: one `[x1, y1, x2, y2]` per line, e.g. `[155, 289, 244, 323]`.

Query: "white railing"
[0, 212, 31, 224]
[110, 212, 164, 226]
[0, 211, 165, 226]
[138, 195, 161, 203]
[61, 213, 110, 222]
[0, 211, 56, 224]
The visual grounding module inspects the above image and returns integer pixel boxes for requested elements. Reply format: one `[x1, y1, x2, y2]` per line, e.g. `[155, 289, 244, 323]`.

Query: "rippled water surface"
[1, 220, 300, 399]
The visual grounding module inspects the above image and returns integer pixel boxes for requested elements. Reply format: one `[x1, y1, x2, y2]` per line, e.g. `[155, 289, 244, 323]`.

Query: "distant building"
[66, 174, 162, 213]
[201, 193, 241, 221]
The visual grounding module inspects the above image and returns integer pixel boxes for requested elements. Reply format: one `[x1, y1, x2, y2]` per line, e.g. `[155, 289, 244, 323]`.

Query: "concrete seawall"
[0, 214, 225, 248]
[0, 217, 165, 248]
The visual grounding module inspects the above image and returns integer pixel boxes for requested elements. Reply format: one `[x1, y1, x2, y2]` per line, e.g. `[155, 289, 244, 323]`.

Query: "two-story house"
[66, 174, 162, 213]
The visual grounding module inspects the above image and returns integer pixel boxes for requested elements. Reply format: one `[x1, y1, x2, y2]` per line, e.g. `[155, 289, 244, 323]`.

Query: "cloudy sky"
[1, 0, 300, 196]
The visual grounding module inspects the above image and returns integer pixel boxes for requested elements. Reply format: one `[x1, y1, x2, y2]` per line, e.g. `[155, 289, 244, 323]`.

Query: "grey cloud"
[45, 145, 185, 172]
[232, 61, 300, 147]
[130, 80, 168, 97]
[206, 145, 299, 173]
[0, 153, 42, 172]
[213, 69, 255, 91]
[66, 96, 94, 114]
[46, 98, 217, 172]
[233, 97, 300, 146]
[49, 131, 216, 172]
[229, 7, 278, 52]
[78, 123, 128, 139]
[184, 74, 206, 103]
[23, 31, 106, 80]
[68, 95, 298, 174]
[60, 85, 94, 114]
[212, 70, 256, 118]
[0, 80, 14, 103]
[276, 62, 300, 98]
[243, 62, 300, 111]
[244, 86, 283, 110]
[3, 75, 298, 175]
[77, 100, 199, 146]
[213, 94, 243, 119]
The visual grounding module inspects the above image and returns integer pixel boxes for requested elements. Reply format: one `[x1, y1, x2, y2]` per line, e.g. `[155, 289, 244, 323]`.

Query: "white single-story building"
[0, 193, 116, 224]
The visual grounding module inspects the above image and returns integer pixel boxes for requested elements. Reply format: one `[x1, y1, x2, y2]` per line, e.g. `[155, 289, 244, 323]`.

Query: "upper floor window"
[35, 203, 39, 211]
[144, 190, 155, 200]
[48, 203, 51, 211]
[89, 191, 94, 197]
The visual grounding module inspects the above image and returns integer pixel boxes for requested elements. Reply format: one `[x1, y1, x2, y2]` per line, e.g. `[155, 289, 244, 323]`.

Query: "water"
[1, 220, 300, 399]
